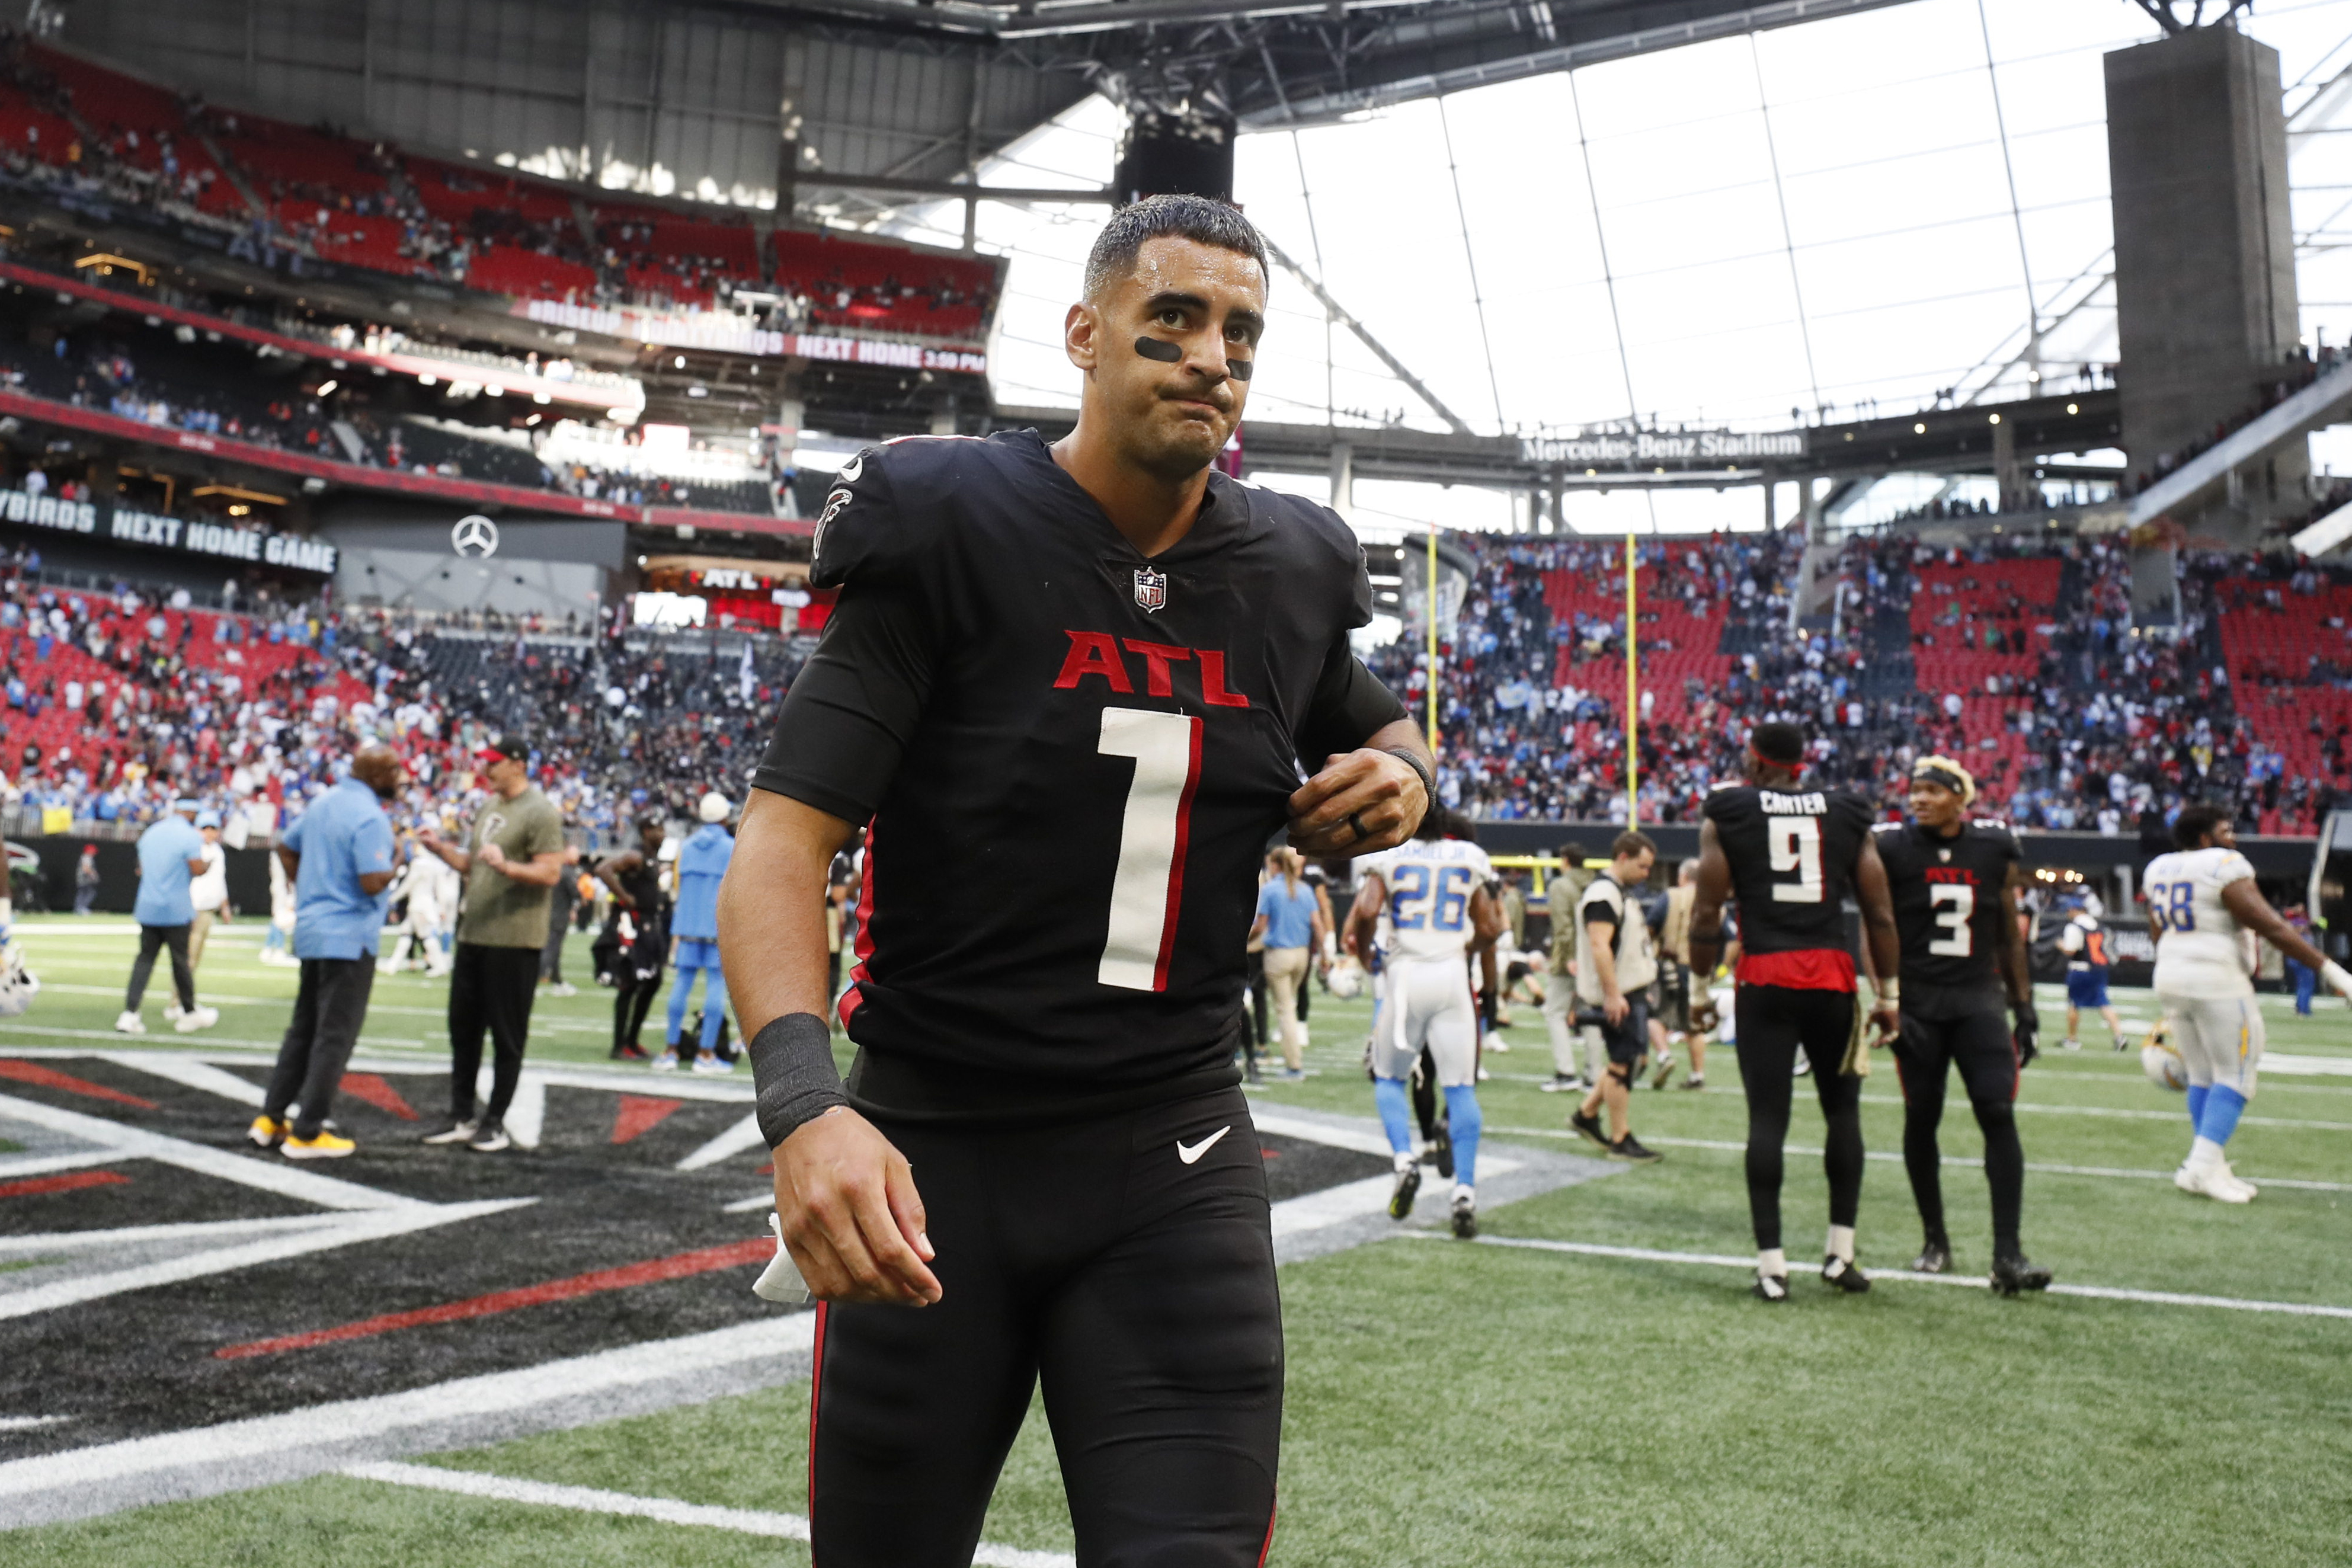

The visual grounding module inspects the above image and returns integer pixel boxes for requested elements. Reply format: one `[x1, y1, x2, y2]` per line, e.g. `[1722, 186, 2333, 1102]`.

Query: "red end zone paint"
[213, 1237, 772, 1360]
[610, 1094, 684, 1144]
[337, 1073, 418, 1121]
[0, 1061, 156, 1109]
[0, 1170, 129, 1200]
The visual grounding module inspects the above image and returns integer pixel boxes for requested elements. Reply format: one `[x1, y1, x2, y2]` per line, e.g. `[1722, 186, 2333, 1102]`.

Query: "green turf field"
[7, 912, 2352, 1565]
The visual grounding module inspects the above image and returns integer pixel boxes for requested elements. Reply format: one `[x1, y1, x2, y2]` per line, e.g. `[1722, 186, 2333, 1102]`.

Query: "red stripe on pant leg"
[808, 1300, 829, 1547]
[1256, 1497, 1278, 1568]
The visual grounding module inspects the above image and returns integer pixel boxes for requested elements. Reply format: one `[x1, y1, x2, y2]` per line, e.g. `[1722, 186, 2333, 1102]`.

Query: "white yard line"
[0, 1314, 818, 1502]
[0, 1200, 534, 1322]
[0, 1150, 128, 1182]
[1441, 1233, 2352, 1321]
[0, 1212, 364, 1253]
[343, 1461, 1077, 1567]
[1496, 1130, 2352, 1194]
[676, 1112, 766, 1172]
[1853, 1095, 2352, 1133]
[0, 1093, 421, 1211]
[1250, 1108, 1398, 1159]
[101, 1053, 267, 1107]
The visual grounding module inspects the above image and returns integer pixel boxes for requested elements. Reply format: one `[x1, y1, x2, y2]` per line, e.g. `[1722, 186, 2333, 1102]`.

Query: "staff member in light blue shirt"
[659, 791, 737, 1074]
[252, 747, 403, 1159]
[117, 799, 217, 1035]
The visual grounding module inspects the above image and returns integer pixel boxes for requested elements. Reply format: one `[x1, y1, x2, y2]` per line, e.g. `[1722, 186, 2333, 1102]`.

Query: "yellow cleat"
[281, 1130, 356, 1160]
[247, 1115, 289, 1148]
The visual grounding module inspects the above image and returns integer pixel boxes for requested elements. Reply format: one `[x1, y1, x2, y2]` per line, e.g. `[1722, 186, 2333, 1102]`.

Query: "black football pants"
[809, 1084, 1282, 1567]
[1892, 1007, 2025, 1256]
[125, 923, 197, 1013]
[1734, 985, 1864, 1252]
[446, 942, 540, 1125]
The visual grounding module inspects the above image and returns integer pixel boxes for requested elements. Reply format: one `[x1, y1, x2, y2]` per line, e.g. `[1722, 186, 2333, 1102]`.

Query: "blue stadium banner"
[0, 484, 338, 574]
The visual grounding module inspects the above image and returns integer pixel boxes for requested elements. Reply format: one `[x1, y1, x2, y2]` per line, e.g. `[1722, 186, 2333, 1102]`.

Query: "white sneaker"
[114, 1009, 146, 1035]
[163, 1002, 183, 1022]
[546, 982, 577, 998]
[2181, 1160, 2255, 1204]
[174, 1006, 220, 1033]
[691, 1054, 734, 1074]
[2217, 1161, 2258, 1200]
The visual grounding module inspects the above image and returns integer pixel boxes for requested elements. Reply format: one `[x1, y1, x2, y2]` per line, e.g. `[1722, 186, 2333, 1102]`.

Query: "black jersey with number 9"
[753, 431, 1404, 1097]
[1703, 783, 1876, 953]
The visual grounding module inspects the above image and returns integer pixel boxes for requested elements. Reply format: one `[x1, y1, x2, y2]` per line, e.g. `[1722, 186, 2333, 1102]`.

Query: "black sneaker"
[1430, 1121, 1454, 1180]
[1912, 1239, 1952, 1275]
[1569, 1109, 1609, 1149]
[1822, 1255, 1871, 1294]
[1677, 1073, 1706, 1091]
[1752, 1272, 1790, 1303]
[1990, 1253, 2054, 1297]
[1387, 1163, 1421, 1221]
[468, 1121, 512, 1154]
[421, 1119, 479, 1146]
[1608, 1134, 1662, 1163]
[610, 1043, 648, 1061]
[1449, 1193, 1477, 1239]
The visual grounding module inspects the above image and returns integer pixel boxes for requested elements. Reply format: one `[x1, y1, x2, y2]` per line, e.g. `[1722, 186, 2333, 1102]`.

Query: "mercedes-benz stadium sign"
[452, 515, 500, 558]
[1520, 429, 1808, 469]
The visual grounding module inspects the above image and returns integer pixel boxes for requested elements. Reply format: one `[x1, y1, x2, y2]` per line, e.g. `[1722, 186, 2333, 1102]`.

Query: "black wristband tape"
[1382, 746, 1435, 809]
[745, 1012, 848, 1151]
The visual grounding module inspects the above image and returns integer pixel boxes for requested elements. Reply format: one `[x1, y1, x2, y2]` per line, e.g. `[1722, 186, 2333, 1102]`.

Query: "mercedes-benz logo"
[452, 515, 500, 559]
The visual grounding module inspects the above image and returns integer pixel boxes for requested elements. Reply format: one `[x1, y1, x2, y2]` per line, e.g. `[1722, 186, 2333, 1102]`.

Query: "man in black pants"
[718, 194, 1432, 1567]
[254, 745, 403, 1159]
[1690, 722, 1900, 1302]
[417, 734, 565, 1154]
[1867, 757, 2053, 1295]
[597, 815, 668, 1060]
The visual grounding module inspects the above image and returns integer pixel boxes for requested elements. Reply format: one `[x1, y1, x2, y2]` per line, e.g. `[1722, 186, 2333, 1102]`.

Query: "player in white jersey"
[2142, 805, 2352, 1202]
[1344, 812, 1505, 1237]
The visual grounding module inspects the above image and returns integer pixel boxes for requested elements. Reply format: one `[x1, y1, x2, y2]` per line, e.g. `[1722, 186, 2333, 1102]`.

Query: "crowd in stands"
[1374, 524, 2352, 839]
[0, 546, 808, 868]
[0, 315, 777, 514]
[0, 33, 996, 340]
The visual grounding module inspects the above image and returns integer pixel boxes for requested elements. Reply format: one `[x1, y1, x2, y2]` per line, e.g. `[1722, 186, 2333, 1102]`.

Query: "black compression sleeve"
[1296, 637, 1409, 765]
[751, 583, 938, 823]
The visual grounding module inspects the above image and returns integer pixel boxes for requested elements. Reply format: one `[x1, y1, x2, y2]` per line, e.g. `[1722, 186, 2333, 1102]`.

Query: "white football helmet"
[2140, 1036, 2187, 1092]
[1325, 958, 1366, 1001]
[0, 948, 39, 1017]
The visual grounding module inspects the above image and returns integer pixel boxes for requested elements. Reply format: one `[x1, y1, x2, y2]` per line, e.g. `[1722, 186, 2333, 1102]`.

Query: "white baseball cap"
[697, 792, 731, 824]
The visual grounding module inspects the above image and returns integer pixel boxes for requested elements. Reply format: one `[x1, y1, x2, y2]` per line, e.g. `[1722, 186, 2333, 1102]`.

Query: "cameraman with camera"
[1567, 831, 1663, 1163]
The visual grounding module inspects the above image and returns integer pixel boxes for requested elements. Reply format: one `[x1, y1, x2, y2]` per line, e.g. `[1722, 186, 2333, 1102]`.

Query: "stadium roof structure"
[734, 0, 1928, 129]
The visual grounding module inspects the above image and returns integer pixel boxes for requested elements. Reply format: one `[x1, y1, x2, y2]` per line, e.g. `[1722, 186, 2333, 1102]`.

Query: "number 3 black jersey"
[751, 430, 1405, 1112]
[1704, 782, 1875, 990]
[1871, 817, 2018, 1008]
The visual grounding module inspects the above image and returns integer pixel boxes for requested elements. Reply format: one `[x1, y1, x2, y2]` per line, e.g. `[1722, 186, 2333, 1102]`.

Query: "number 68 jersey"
[1871, 816, 2020, 1003]
[2140, 846, 2258, 999]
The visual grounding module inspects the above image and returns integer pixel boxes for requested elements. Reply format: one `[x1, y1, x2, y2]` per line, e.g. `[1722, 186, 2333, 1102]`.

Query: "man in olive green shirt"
[416, 733, 567, 1153]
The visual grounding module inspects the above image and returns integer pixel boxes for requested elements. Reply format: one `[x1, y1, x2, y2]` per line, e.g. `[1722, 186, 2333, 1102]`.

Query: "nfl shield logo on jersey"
[1133, 567, 1169, 613]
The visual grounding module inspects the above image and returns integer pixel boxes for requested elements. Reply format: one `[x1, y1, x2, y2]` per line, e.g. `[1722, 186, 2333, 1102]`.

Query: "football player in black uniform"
[716, 195, 1432, 1567]
[1689, 722, 1900, 1303]
[1866, 756, 2053, 1296]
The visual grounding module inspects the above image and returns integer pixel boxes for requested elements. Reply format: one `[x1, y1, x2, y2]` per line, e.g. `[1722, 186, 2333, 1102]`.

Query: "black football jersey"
[753, 430, 1400, 1095]
[1703, 782, 1876, 953]
[1872, 816, 2019, 997]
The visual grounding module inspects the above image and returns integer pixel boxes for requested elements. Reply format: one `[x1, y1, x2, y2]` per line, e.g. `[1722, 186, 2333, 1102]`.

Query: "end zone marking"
[341, 1461, 1077, 1567]
[674, 1111, 764, 1170]
[0, 1170, 129, 1201]
[216, 1237, 773, 1361]
[0, 1093, 421, 1212]
[1434, 1234, 2352, 1320]
[338, 1075, 419, 1122]
[0, 1062, 155, 1109]
[610, 1095, 683, 1145]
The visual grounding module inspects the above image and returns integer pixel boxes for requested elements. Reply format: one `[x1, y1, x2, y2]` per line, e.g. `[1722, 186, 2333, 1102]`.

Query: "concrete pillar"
[2105, 24, 2302, 618]
[1328, 440, 1353, 521]
[1992, 414, 2019, 512]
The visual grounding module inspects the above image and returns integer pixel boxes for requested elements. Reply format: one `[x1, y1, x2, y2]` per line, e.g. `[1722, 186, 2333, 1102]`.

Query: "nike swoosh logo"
[1176, 1126, 1231, 1165]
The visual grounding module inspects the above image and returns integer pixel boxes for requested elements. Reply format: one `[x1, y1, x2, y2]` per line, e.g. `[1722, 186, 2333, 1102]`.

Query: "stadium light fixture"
[1988, 413, 2001, 424]
[1914, 422, 1926, 433]
[315, 379, 337, 396]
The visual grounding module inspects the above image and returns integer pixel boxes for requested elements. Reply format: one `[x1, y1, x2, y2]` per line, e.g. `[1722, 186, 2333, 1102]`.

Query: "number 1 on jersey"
[1097, 707, 1203, 991]
[1768, 816, 1823, 903]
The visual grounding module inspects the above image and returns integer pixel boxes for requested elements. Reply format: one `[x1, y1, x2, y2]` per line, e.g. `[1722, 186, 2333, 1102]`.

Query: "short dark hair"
[1083, 193, 1270, 303]
[1612, 830, 1657, 862]
[2173, 802, 2230, 850]
[1751, 723, 1805, 765]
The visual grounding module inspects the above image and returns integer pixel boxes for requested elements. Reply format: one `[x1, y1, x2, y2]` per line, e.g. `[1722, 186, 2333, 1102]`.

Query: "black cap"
[476, 732, 532, 766]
